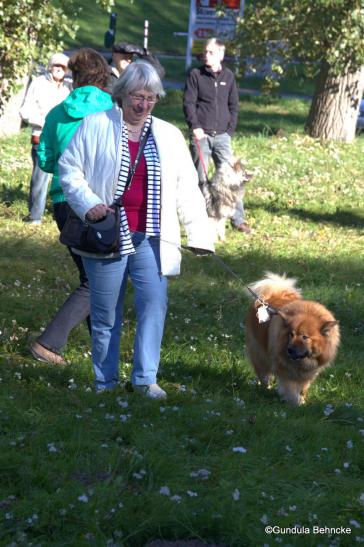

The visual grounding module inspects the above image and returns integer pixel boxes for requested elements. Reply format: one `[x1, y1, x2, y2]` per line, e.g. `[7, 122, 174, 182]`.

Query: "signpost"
[186, 0, 244, 69]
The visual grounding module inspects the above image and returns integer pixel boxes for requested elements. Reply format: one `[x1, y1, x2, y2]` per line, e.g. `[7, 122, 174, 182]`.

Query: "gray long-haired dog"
[201, 157, 252, 241]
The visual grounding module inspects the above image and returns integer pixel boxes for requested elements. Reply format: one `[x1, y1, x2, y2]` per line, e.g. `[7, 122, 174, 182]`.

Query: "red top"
[122, 140, 148, 232]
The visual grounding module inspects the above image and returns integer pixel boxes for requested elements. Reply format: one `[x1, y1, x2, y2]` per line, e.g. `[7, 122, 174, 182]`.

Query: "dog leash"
[194, 136, 209, 181]
[160, 238, 278, 319]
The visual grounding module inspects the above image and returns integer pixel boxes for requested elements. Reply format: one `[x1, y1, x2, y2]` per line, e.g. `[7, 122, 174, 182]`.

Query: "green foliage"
[0, 101, 363, 545]
[0, 0, 114, 112]
[236, 0, 364, 89]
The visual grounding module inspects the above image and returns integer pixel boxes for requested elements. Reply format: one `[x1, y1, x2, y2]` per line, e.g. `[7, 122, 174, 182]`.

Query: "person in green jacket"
[31, 48, 113, 365]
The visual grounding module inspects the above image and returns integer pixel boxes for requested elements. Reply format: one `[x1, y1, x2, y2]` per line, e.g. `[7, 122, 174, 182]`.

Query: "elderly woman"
[59, 61, 214, 398]
[20, 53, 71, 224]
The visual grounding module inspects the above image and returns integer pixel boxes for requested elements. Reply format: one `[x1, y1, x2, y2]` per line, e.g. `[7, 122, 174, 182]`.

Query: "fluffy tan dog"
[245, 273, 340, 405]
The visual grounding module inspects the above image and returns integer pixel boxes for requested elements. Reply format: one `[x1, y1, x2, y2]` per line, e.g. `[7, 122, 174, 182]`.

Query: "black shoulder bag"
[60, 126, 151, 254]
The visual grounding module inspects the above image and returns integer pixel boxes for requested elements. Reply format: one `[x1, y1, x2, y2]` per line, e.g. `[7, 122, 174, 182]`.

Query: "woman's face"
[50, 63, 67, 83]
[122, 88, 157, 125]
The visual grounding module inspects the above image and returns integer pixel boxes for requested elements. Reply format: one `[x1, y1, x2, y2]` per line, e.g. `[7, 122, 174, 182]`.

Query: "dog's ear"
[232, 157, 244, 171]
[320, 321, 338, 336]
[276, 309, 289, 325]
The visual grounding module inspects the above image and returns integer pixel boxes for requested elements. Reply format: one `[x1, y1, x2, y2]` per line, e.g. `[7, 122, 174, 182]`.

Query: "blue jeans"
[82, 232, 168, 391]
[29, 143, 49, 221]
[190, 132, 244, 226]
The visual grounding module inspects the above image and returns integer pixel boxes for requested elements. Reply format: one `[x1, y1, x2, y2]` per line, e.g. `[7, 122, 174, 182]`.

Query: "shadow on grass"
[0, 182, 28, 206]
[236, 111, 307, 136]
[249, 201, 364, 230]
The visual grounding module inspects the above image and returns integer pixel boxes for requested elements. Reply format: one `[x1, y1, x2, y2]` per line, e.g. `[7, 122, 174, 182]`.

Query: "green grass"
[65, 0, 190, 55]
[0, 96, 363, 546]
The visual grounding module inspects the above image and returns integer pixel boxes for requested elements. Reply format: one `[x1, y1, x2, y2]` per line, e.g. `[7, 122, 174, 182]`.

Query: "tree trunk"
[305, 62, 364, 142]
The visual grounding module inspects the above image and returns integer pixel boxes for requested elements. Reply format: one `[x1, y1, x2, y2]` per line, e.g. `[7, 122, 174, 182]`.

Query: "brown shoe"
[30, 341, 67, 365]
[236, 222, 252, 234]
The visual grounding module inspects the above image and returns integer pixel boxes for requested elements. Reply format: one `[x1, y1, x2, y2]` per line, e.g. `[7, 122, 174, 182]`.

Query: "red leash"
[194, 136, 209, 180]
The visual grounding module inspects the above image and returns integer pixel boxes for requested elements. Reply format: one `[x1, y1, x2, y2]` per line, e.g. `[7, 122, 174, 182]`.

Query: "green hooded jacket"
[37, 86, 113, 205]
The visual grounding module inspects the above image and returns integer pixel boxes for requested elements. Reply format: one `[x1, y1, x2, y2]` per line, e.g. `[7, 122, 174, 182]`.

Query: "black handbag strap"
[124, 125, 151, 191]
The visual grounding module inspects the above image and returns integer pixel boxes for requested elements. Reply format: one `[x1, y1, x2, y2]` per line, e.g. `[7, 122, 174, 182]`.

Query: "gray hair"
[112, 60, 165, 105]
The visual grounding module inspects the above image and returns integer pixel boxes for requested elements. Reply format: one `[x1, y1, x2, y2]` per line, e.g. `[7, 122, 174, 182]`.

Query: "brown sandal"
[30, 341, 67, 365]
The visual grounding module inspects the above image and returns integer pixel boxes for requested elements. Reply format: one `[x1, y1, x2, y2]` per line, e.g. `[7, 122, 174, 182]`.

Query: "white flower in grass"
[345, 402, 353, 407]
[133, 470, 146, 480]
[225, 430, 234, 436]
[347, 440, 354, 449]
[232, 489, 240, 501]
[232, 446, 247, 454]
[178, 385, 187, 392]
[159, 486, 170, 496]
[289, 505, 297, 511]
[59, 508, 67, 516]
[260, 514, 268, 525]
[286, 445, 292, 452]
[359, 430, 364, 436]
[350, 520, 361, 529]
[105, 413, 115, 421]
[47, 443, 58, 453]
[186, 490, 198, 497]
[360, 493, 364, 506]
[78, 494, 89, 503]
[5, 513, 13, 520]
[343, 462, 350, 469]
[119, 414, 131, 422]
[334, 468, 341, 474]
[170, 495, 182, 503]
[324, 404, 334, 416]
[117, 399, 128, 408]
[190, 469, 210, 479]
[356, 536, 364, 543]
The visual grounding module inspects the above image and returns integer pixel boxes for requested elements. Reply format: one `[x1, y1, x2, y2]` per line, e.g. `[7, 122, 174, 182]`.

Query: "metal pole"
[186, 0, 196, 71]
[144, 20, 149, 52]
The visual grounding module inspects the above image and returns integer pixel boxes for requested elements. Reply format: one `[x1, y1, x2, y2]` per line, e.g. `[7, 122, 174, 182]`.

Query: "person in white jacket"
[59, 61, 214, 398]
[20, 53, 71, 224]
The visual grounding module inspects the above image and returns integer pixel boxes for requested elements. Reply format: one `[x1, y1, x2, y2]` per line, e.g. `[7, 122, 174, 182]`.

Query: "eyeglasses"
[52, 64, 67, 70]
[129, 94, 157, 105]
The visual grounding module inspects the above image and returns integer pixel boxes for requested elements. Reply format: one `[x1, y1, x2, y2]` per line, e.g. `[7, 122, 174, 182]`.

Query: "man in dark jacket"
[183, 37, 250, 233]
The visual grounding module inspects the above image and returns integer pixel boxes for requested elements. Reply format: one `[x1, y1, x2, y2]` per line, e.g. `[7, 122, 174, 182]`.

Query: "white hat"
[49, 53, 69, 68]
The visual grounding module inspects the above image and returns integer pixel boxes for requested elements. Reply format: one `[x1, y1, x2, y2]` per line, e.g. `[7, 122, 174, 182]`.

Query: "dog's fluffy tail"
[246, 272, 301, 302]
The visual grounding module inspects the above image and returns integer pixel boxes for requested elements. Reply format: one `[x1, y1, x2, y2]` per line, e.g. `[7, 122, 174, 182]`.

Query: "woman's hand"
[86, 204, 115, 222]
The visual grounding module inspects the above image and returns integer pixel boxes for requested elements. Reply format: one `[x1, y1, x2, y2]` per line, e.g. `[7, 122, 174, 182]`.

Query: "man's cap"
[112, 42, 143, 56]
[49, 53, 69, 68]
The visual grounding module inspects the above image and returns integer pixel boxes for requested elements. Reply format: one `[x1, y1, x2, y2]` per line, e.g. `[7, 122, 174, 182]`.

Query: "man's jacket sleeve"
[183, 70, 199, 130]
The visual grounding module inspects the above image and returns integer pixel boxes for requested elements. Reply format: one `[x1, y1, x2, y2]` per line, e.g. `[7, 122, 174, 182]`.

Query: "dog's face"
[213, 157, 252, 188]
[280, 312, 338, 362]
